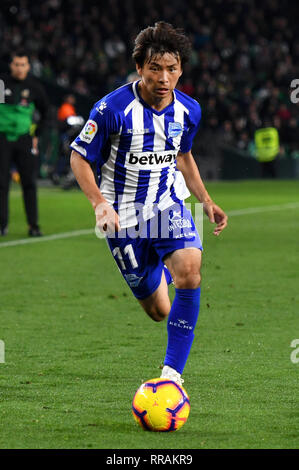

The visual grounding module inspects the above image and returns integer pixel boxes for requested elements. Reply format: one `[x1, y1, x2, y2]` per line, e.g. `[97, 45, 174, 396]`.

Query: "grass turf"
[0, 180, 298, 449]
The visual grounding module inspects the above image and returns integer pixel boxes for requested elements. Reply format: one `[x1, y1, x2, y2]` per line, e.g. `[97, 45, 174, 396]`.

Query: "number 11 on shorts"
[112, 244, 139, 271]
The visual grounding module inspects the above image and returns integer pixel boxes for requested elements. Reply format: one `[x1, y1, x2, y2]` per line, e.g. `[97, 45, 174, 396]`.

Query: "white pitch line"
[0, 229, 93, 248]
[0, 201, 299, 248]
[226, 201, 299, 216]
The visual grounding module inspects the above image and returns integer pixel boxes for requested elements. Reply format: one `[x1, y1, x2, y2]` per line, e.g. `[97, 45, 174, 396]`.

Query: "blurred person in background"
[254, 123, 280, 178]
[51, 94, 84, 187]
[50, 94, 78, 184]
[57, 94, 77, 122]
[0, 49, 49, 236]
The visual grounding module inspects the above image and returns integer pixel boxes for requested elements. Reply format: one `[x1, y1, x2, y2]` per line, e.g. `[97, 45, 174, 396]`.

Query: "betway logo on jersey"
[125, 150, 177, 169]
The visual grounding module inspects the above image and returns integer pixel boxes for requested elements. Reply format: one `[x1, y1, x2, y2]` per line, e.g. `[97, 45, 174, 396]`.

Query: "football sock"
[163, 266, 173, 285]
[164, 287, 201, 375]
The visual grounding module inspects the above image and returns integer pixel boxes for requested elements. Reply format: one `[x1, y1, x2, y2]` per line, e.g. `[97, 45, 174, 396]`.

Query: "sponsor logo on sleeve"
[79, 119, 98, 143]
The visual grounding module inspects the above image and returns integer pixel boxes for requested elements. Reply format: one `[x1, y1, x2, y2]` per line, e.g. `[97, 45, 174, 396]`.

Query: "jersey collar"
[132, 80, 176, 116]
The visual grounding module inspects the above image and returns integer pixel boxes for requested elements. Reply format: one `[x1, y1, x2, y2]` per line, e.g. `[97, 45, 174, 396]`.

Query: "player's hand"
[31, 136, 39, 155]
[95, 202, 121, 236]
[203, 201, 228, 236]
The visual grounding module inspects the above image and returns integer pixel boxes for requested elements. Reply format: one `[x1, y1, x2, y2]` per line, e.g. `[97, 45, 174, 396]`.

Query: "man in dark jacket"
[0, 50, 49, 236]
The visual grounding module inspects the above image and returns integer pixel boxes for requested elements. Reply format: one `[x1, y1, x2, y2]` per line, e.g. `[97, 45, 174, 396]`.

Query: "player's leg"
[0, 134, 13, 234]
[165, 247, 202, 289]
[153, 202, 203, 383]
[136, 215, 174, 321]
[14, 135, 41, 235]
[161, 247, 202, 381]
[137, 268, 171, 322]
[106, 232, 171, 322]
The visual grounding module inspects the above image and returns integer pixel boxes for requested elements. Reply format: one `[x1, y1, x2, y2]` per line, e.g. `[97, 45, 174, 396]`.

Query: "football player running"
[70, 22, 228, 385]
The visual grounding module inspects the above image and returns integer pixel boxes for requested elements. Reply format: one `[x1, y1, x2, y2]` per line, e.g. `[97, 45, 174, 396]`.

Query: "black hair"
[132, 21, 191, 68]
[10, 49, 30, 62]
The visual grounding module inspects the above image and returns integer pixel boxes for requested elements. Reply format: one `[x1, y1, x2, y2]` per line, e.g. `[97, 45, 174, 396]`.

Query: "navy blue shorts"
[106, 203, 202, 300]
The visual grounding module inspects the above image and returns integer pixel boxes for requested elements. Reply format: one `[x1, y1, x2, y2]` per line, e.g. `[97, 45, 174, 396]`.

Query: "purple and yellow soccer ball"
[132, 378, 190, 432]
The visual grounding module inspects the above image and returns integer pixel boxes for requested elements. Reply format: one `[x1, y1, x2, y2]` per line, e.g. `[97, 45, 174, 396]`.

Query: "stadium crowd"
[0, 0, 298, 158]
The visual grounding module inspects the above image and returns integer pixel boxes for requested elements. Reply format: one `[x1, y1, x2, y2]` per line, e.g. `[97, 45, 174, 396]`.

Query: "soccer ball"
[132, 378, 190, 432]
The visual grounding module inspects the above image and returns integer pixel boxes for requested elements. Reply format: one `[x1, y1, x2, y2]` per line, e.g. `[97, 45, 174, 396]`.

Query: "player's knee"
[147, 306, 169, 322]
[175, 270, 201, 289]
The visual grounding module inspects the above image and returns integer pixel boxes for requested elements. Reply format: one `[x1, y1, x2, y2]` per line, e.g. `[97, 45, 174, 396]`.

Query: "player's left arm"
[176, 150, 228, 236]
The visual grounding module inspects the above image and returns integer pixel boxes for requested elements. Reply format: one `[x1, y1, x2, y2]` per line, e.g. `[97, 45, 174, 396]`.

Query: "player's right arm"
[70, 150, 120, 233]
[70, 101, 121, 234]
[70, 150, 104, 209]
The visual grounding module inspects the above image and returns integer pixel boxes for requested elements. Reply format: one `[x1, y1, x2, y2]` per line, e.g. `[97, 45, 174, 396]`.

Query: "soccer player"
[70, 22, 228, 385]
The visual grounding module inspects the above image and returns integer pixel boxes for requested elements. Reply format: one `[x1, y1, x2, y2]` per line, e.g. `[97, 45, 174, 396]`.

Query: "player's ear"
[136, 63, 142, 77]
[178, 62, 183, 78]
[177, 56, 183, 78]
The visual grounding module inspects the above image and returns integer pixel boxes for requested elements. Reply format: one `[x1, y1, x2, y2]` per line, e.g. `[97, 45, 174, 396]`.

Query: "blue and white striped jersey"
[70, 80, 201, 228]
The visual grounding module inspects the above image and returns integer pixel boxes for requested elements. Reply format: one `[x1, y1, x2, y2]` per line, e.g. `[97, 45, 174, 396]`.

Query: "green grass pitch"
[0, 179, 298, 449]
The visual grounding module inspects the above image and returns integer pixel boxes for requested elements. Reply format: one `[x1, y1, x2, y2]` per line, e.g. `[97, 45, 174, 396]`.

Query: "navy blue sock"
[164, 287, 201, 374]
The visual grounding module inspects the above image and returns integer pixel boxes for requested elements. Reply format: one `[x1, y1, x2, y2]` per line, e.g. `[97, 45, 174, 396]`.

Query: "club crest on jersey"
[79, 119, 98, 143]
[168, 122, 183, 138]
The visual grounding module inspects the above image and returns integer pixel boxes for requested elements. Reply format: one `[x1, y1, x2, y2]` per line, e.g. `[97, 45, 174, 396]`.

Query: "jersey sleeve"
[70, 101, 120, 163]
[179, 102, 202, 154]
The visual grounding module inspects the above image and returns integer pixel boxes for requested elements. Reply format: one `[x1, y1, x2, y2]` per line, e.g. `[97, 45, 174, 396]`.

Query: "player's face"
[136, 52, 182, 109]
[10, 56, 30, 80]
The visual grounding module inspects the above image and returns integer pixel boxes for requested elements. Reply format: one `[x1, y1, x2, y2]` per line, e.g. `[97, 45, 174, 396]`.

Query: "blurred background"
[1, 0, 298, 183]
